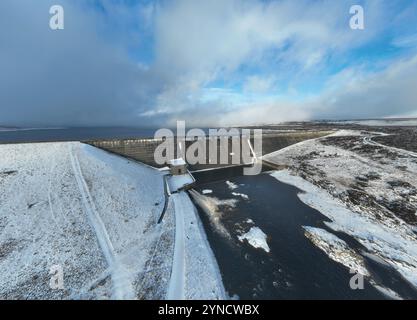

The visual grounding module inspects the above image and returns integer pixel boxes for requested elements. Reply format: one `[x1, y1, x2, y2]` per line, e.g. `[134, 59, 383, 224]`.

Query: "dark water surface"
[0, 126, 242, 144]
[192, 173, 417, 300]
[0, 127, 157, 143]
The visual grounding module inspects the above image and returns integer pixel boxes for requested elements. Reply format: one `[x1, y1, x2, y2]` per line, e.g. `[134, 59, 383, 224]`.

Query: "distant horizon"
[1, 116, 417, 130]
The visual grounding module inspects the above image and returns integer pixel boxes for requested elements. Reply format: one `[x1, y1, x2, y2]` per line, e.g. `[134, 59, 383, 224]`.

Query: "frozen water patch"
[226, 181, 238, 190]
[238, 227, 270, 253]
[231, 192, 249, 200]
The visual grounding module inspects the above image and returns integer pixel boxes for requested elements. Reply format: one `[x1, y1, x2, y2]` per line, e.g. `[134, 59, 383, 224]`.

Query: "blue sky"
[1, 0, 417, 127]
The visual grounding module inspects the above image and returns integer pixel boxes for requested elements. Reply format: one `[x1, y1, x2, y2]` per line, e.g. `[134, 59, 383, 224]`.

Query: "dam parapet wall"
[86, 130, 332, 170]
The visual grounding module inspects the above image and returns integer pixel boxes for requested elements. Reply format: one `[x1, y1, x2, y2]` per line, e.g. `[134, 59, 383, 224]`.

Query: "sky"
[0, 0, 417, 128]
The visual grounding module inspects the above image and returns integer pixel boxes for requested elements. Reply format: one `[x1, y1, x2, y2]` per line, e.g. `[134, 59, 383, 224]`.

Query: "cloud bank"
[0, 0, 416, 127]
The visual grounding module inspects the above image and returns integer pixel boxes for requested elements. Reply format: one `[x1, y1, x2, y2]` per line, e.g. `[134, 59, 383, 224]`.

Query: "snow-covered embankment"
[0, 142, 224, 299]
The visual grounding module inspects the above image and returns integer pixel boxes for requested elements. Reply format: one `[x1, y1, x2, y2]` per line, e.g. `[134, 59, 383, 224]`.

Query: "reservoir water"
[0, 127, 157, 143]
[191, 172, 417, 300]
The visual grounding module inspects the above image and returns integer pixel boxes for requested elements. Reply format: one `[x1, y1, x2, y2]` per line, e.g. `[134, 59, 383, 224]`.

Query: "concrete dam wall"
[86, 138, 162, 168]
[253, 131, 333, 156]
[86, 130, 331, 170]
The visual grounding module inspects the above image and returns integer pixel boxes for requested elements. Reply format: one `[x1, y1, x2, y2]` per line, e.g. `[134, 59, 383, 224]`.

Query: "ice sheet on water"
[238, 227, 270, 253]
[232, 192, 249, 200]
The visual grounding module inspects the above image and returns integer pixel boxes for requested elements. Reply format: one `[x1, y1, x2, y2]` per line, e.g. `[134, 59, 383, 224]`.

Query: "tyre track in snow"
[166, 193, 186, 300]
[47, 147, 60, 231]
[68, 144, 134, 299]
[364, 135, 417, 159]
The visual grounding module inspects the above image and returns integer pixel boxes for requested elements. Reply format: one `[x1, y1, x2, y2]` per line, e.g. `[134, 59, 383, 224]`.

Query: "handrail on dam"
[158, 174, 171, 224]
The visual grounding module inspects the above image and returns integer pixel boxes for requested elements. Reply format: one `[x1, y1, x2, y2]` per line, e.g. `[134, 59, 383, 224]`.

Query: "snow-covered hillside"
[264, 130, 417, 291]
[0, 142, 224, 299]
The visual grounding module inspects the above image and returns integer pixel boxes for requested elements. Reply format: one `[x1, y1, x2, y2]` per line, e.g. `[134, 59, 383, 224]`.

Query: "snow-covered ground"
[264, 130, 417, 290]
[302, 227, 369, 276]
[0, 142, 224, 300]
[330, 119, 417, 127]
[168, 192, 226, 300]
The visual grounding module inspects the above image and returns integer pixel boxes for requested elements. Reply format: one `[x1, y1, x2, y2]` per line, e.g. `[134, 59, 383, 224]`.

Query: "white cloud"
[0, 0, 415, 127]
[243, 76, 276, 93]
[392, 33, 417, 48]
[227, 54, 417, 125]
[311, 54, 417, 119]
[148, 0, 390, 123]
[153, 0, 374, 83]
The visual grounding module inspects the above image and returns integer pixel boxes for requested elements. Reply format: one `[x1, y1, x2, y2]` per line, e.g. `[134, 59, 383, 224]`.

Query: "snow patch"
[303, 226, 369, 276]
[238, 227, 270, 253]
[226, 181, 238, 190]
[231, 192, 249, 200]
[167, 174, 194, 193]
